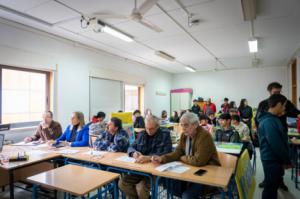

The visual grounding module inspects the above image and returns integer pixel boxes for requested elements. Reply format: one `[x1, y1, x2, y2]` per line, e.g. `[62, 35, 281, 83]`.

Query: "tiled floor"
[0, 148, 299, 199]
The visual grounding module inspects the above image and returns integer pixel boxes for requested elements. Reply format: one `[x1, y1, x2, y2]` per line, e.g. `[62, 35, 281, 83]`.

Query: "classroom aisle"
[253, 148, 299, 199]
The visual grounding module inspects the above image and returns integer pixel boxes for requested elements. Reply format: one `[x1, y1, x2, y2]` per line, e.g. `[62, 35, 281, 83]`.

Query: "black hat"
[198, 97, 204, 102]
[219, 113, 231, 120]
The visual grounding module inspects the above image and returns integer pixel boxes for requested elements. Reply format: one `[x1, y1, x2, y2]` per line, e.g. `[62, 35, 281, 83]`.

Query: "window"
[0, 65, 50, 126]
[124, 85, 143, 113]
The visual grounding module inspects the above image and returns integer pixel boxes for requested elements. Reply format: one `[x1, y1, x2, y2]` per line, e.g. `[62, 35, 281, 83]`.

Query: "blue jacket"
[93, 129, 129, 152]
[258, 112, 290, 164]
[128, 128, 172, 157]
[56, 124, 89, 147]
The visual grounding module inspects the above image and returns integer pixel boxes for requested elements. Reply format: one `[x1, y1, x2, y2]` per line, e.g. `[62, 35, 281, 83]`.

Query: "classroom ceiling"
[0, 0, 299, 73]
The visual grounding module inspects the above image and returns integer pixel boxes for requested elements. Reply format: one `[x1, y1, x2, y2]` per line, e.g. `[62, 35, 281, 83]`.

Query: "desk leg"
[114, 180, 118, 199]
[220, 190, 226, 199]
[9, 170, 14, 199]
[32, 184, 38, 199]
[154, 177, 158, 199]
[296, 148, 299, 189]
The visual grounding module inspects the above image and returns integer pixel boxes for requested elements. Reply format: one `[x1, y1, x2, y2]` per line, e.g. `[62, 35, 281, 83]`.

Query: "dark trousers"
[172, 180, 203, 199]
[261, 160, 284, 199]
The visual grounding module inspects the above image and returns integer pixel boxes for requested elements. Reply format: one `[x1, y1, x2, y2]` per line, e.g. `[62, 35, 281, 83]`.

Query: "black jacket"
[133, 116, 145, 128]
[238, 106, 253, 120]
[191, 105, 201, 115]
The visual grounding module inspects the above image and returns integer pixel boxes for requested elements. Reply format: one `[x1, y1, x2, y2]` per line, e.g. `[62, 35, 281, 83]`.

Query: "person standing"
[191, 99, 201, 115]
[258, 94, 292, 199]
[255, 82, 300, 190]
[238, 99, 253, 130]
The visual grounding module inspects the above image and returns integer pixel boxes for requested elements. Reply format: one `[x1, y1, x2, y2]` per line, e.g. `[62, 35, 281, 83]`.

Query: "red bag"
[297, 118, 300, 134]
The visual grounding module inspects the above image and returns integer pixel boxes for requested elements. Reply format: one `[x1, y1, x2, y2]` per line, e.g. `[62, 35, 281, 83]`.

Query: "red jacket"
[203, 103, 216, 114]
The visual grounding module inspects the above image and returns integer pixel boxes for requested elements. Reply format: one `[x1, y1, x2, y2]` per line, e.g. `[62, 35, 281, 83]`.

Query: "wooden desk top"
[27, 164, 119, 196]
[291, 139, 300, 146]
[63, 151, 156, 174]
[64, 150, 235, 190]
[152, 164, 234, 190]
[288, 132, 300, 138]
[217, 152, 238, 170]
[1, 145, 235, 191]
[0, 145, 60, 170]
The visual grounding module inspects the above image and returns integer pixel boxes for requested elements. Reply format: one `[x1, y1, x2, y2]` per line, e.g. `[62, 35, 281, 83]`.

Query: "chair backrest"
[217, 151, 238, 169]
[235, 150, 256, 199]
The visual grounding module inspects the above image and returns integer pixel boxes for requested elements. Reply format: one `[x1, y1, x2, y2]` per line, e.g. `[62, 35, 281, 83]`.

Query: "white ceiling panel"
[0, 0, 299, 73]
[0, 0, 50, 12]
[26, 1, 80, 24]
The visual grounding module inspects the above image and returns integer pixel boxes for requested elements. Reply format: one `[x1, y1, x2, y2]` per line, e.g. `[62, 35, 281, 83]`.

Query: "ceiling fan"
[53, 0, 162, 33]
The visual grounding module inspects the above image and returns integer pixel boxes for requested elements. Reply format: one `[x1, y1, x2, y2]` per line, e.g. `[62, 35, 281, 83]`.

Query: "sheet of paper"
[57, 149, 79, 154]
[168, 165, 190, 174]
[155, 161, 183, 172]
[12, 141, 37, 146]
[115, 156, 136, 163]
[84, 151, 107, 156]
[12, 141, 45, 146]
[27, 150, 50, 155]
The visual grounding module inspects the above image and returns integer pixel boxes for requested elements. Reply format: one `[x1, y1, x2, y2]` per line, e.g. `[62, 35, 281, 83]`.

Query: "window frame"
[0, 64, 50, 127]
[124, 84, 143, 113]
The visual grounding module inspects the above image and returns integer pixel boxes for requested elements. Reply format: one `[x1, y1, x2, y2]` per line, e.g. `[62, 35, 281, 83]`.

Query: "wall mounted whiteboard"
[89, 77, 123, 120]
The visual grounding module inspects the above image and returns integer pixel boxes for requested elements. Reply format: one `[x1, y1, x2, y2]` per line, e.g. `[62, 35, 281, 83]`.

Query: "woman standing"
[238, 99, 253, 130]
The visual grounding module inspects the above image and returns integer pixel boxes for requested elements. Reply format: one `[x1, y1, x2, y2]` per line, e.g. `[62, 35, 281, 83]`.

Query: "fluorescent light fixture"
[185, 66, 196, 72]
[97, 20, 133, 42]
[248, 38, 258, 53]
[155, 51, 175, 61]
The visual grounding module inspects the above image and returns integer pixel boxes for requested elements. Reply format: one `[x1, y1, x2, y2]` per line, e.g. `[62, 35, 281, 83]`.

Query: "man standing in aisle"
[258, 94, 292, 198]
[255, 82, 300, 191]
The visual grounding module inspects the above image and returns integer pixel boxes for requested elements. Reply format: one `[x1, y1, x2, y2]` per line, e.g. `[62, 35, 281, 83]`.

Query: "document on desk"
[84, 151, 107, 156]
[27, 150, 50, 155]
[57, 149, 79, 154]
[12, 141, 44, 146]
[155, 161, 189, 173]
[116, 156, 136, 163]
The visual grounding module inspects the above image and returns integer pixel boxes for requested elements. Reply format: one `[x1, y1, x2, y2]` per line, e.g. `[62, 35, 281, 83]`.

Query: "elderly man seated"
[153, 112, 220, 199]
[118, 115, 172, 199]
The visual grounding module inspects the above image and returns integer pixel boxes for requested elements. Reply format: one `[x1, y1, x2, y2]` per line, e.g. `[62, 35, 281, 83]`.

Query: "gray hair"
[180, 112, 199, 125]
[145, 115, 160, 127]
